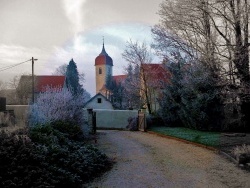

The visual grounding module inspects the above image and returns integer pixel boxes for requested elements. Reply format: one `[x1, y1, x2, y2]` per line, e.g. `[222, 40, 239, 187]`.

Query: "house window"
[97, 98, 102, 103]
[99, 68, 102, 74]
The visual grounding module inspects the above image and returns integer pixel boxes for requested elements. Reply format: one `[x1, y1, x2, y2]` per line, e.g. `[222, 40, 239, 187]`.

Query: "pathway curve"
[84, 130, 250, 188]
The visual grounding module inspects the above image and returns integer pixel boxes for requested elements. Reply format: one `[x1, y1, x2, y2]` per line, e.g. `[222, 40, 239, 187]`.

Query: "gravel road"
[84, 130, 250, 188]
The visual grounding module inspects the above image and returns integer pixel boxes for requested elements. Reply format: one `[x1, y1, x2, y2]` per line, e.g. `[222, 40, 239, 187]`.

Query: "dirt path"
[84, 130, 250, 188]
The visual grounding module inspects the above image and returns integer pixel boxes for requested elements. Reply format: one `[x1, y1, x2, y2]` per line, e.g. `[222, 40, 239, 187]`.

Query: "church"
[84, 40, 170, 112]
[84, 41, 127, 109]
[95, 41, 127, 98]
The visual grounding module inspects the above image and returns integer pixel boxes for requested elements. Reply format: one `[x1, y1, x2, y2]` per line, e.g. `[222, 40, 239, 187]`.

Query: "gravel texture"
[84, 130, 250, 188]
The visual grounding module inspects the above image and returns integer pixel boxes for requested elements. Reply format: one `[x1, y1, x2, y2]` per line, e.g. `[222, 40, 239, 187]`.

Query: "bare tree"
[153, 0, 250, 128]
[53, 63, 85, 85]
[0, 75, 29, 104]
[153, 0, 221, 72]
[0, 81, 6, 92]
[122, 40, 154, 114]
[0, 81, 7, 100]
[53, 64, 68, 76]
[8, 75, 22, 90]
[124, 63, 141, 109]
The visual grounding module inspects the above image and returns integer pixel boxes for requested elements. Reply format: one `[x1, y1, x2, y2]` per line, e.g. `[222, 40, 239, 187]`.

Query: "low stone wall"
[6, 105, 29, 124]
[94, 109, 138, 129]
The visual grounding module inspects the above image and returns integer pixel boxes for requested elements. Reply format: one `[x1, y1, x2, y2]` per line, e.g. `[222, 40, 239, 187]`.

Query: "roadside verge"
[147, 130, 238, 165]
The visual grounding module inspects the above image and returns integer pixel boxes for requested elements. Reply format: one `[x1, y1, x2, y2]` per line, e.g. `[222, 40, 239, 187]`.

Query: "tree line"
[108, 0, 249, 132]
[0, 59, 90, 105]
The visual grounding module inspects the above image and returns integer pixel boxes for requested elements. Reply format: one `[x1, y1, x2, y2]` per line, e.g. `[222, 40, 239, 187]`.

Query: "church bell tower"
[94, 39, 113, 94]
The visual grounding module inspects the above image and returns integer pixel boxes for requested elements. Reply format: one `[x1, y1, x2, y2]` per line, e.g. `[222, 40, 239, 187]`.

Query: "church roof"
[141, 64, 171, 88]
[95, 42, 113, 66]
[113, 75, 127, 84]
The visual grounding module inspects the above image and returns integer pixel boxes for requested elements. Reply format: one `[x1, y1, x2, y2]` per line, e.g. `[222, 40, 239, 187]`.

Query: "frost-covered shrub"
[0, 129, 53, 187]
[232, 144, 250, 163]
[0, 125, 112, 187]
[158, 61, 223, 130]
[29, 88, 84, 127]
[29, 121, 83, 146]
[28, 123, 112, 186]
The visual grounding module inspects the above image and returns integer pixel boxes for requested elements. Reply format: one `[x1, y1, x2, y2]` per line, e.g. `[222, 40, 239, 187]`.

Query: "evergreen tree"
[66, 59, 82, 96]
[158, 52, 223, 131]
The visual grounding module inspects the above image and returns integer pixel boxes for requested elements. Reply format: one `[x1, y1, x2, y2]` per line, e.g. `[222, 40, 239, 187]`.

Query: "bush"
[0, 129, 54, 187]
[0, 122, 112, 187]
[28, 121, 112, 186]
[0, 87, 112, 187]
[232, 144, 250, 164]
[29, 88, 85, 128]
[29, 121, 84, 145]
[158, 61, 223, 131]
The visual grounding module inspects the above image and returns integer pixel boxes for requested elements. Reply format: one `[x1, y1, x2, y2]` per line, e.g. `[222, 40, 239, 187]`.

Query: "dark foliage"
[66, 59, 83, 96]
[158, 59, 224, 131]
[29, 121, 84, 144]
[0, 129, 54, 188]
[146, 116, 164, 128]
[0, 121, 112, 188]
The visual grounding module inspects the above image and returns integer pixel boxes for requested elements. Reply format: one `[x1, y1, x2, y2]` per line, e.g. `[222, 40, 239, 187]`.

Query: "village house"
[16, 75, 66, 104]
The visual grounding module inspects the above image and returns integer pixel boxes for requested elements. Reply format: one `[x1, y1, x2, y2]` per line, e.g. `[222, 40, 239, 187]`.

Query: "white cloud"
[62, 0, 86, 35]
[0, 23, 159, 96]
[0, 44, 51, 74]
[0, 44, 68, 88]
[46, 23, 160, 96]
[102, 23, 153, 43]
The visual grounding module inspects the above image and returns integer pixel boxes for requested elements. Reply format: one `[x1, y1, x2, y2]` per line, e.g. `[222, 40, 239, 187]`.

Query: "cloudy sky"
[0, 0, 163, 96]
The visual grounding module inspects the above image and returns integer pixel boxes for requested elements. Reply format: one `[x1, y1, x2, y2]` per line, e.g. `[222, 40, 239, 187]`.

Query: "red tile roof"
[18, 75, 66, 93]
[141, 64, 171, 88]
[95, 45, 113, 66]
[113, 75, 127, 84]
[95, 55, 113, 66]
[36, 76, 66, 92]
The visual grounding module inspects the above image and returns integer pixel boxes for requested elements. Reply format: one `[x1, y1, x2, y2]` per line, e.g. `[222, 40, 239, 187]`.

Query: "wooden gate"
[138, 112, 146, 132]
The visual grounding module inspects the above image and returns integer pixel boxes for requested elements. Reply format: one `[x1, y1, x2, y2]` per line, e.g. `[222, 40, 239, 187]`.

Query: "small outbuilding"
[83, 93, 114, 110]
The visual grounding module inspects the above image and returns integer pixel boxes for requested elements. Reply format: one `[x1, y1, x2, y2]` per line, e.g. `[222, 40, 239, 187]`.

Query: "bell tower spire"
[101, 36, 107, 54]
[95, 37, 113, 94]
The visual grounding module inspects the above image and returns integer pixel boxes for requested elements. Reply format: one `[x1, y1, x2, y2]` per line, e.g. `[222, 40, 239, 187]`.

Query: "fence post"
[87, 108, 95, 134]
[92, 112, 96, 134]
[138, 111, 147, 132]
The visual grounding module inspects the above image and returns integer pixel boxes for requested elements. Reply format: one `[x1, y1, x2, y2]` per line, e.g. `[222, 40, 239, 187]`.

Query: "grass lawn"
[148, 126, 220, 147]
